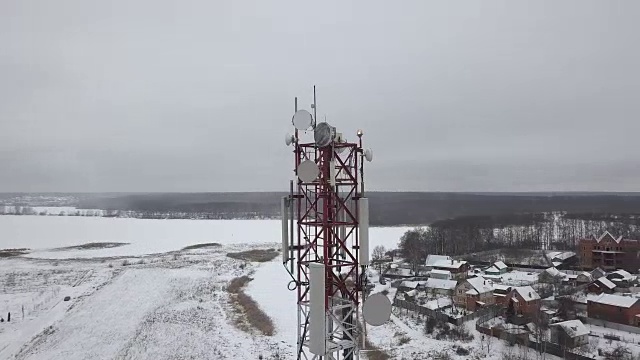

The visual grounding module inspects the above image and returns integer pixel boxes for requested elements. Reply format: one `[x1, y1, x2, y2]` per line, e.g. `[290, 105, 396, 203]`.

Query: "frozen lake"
[0, 216, 411, 259]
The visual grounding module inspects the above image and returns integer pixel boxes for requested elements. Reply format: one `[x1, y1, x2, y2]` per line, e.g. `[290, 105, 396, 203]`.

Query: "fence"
[582, 317, 640, 335]
[393, 297, 502, 326]
[476, 323, 595, 360]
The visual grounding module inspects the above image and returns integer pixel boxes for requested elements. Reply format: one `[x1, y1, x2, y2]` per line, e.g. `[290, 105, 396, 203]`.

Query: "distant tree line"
[398, 212, 640, 262]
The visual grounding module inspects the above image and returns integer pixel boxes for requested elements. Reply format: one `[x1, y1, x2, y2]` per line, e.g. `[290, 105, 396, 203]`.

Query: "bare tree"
[398, 228, 426, 274]
[371, 245, 386, 274]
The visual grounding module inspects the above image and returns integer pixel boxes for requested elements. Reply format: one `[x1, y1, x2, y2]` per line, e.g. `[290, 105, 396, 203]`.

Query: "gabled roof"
[400, 281, 425, 289]
[609, 270, 634, 281]
[578, 272, 593, 281]
[425, 255, 451, 267]
[596, 231, 619, 243]
[425, 278, 457, 290]
[466, 276, 493, 294]
[514, 286, 540, 301]
[433, 259, 468, 270]
[596, 276, 616, 290]
[589, 293, 638, 308]
[405, 289, 417, 297]
[494, 261, 508, 270]
[485, 266, 500, 273]
[551, 320, 589, 337]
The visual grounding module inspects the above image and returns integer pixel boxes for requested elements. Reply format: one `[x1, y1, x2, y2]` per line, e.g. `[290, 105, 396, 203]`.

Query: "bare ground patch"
[0, 248, 30, 257]
[182, 242, 222, 250]
[52, 242, 129, 251]
[226, 275, 275, 336]
[226, 249, 279, 263]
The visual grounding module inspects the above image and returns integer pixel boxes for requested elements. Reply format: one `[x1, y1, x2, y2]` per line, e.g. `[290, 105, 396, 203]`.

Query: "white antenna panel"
[309, 262, 326, 355]
[358, 198, 370, 266]
[281, 196, 289, 264]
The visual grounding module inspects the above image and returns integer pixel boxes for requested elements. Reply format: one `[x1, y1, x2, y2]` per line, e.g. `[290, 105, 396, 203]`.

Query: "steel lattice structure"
[283, 90, 369, 360]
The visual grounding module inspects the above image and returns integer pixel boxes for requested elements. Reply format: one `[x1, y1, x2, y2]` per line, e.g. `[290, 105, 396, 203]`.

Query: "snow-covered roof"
[578, 272, 593, 281]
[425, 278, 457, 290]
[543, 267, 567, 279]
[466, 289, 479, 295]
[433, 259, 467, 270]
[610, 270, 635, 282]
[550, 251, 575, 261]
[430, 269, 451, 277]
[405, 289, 417, 297]
[552, 262, 562, 267]
[514, 286, 540, 301]
[551, 320, 589, 337]
[589, 293, 638, 308]
[493, 284, 511, 292]
[485, 266, 499, 273]
[494, 261, 508, 270]
[425, 255, 451, 267]
[425, 297, 452, 310]
[467, 276, 493, 294]
[596, 276, 616, 290]
[400, 281, 425, 289]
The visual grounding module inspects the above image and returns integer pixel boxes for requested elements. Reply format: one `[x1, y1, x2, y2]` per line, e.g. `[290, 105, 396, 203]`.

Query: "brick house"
[587, 276, 616, 294]
[508, 286, 541, 317]
[587, 294, 640, 326]
[579, 231, 640, 272]
[432, 259, 469, 280]
[455, 276, 494, 311]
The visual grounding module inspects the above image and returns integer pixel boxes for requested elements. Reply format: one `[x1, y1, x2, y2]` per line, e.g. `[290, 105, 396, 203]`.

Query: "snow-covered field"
[0, 215, 410, 359]
[0, 216, 409, 259]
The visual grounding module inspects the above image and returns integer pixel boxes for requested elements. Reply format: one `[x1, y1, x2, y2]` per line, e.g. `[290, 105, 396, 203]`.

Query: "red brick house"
[508, 286, 541, 317]
[579, 231, 640, 272]
[455, 276, 494, 311]
[587, 294, 640, 326]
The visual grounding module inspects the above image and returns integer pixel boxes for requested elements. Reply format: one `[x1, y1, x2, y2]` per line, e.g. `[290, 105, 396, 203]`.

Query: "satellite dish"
[292, 110, 313, 131]
[364, 148, 373, 162]
[314, 122, 335, 147]
[298, 160, 319, 183]
[363, 293, 391, 326]
[285, 133, 294, 146]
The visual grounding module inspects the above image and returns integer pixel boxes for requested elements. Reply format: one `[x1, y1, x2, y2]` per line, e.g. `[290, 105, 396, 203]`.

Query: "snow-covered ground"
[0, 215, 410, 259]
[0, 216, 411, 359]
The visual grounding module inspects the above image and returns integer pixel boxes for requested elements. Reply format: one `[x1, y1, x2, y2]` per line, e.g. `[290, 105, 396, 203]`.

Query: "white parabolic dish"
[292, 110, 313, 130]
[297, 160, 320, 183]
[363, 293, 391, 326]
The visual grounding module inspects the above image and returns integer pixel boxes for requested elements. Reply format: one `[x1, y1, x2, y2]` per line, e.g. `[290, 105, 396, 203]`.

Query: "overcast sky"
[1, 1, 639, 192]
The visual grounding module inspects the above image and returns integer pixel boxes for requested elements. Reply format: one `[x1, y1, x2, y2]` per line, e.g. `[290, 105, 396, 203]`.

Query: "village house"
[493, 284, 513, 306]
[549, 320, 589, 348]
[607, 269, 637, 288]
[587, 276, 617, 294]
[508, 286, 541, 317]
[424, 255, 452, 270]
[397, 280, 426, 292]
[576, 271, 593, 284]
[587, 293, 640, 326]
[455, 276, 494, 311]
[429, 269, 451, 280]
[425, 278, 457, 296]
[485, 261, 509, 276]
[432, 259, 469, 280]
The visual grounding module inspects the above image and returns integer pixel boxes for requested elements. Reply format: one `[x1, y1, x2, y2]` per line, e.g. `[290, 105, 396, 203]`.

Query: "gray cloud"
[1, 1, 639, 192]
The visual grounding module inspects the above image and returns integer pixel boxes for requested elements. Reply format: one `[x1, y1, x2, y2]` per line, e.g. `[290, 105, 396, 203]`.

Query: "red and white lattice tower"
[282, 88, 374, 360]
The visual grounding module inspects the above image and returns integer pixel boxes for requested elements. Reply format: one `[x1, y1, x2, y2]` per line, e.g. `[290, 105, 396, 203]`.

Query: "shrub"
[425, 317, 437, 334]
[122, 259, 130, 266]
[397, 335, 411, 345]
[455, 346, 469, 356]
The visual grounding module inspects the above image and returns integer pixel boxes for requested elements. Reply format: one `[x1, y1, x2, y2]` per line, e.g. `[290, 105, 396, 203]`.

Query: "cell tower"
[282, 87, 390, 360]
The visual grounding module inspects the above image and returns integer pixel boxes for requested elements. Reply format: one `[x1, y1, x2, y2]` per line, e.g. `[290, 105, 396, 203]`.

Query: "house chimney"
[529, 292, 532, 298]
[451, 259, 454, 265]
